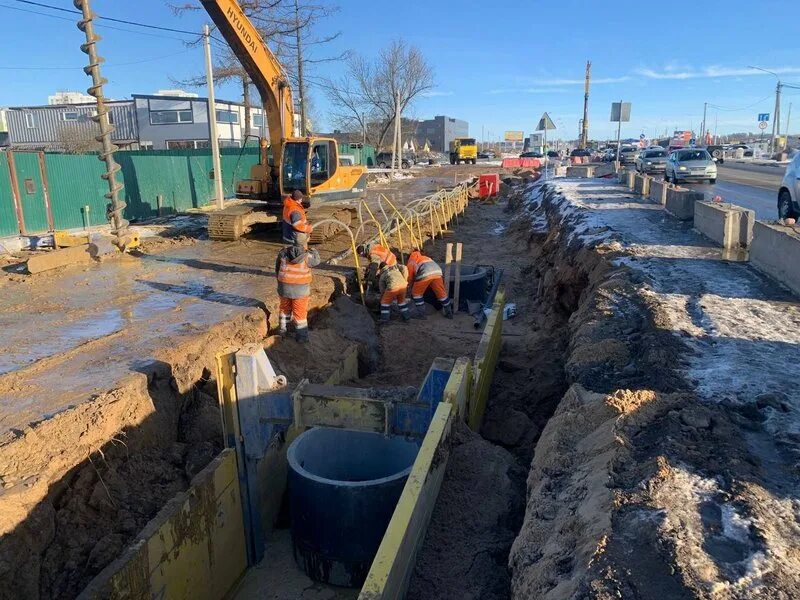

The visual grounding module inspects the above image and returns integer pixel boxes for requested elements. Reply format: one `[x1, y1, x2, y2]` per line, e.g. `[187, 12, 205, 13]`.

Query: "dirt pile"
[506, 182, 800, 599]
[407, 421, 525, 600]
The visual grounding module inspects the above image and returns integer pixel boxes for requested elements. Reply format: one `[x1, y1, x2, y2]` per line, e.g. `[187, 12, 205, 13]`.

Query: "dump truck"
[200, 0, 368, 241]
[449, 138, 478, 165]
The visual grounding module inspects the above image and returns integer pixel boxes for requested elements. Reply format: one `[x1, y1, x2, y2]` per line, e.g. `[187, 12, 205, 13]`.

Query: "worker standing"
[275, 242, 320, 343]
[378, 262, 410, 323]
[357, 241, 398, 291]
[406, 248, 453, 319]
[282, 189, 313, 245]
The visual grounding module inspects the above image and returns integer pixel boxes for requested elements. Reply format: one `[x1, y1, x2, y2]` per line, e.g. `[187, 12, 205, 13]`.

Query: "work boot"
[379, 311, 391, 324]
[400, 309, 411, 322]
[413, 305, 427, 319]
[443, 303, 454, 319]
[295, 327, 309, 344]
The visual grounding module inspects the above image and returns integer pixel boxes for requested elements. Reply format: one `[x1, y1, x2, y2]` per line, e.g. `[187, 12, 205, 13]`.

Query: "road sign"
[759, 121, 768, 130]
[758, 113, 770, 122]
[610, 102, 631, 122]
[536, 113, 556, 131]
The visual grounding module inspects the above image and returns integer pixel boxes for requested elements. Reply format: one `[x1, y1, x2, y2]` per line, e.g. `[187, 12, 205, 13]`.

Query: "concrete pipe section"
[287, 427, 420, 587]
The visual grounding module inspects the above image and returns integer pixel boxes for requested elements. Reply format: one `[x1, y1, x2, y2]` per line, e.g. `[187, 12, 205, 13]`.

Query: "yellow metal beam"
[469, 287, 505, 430]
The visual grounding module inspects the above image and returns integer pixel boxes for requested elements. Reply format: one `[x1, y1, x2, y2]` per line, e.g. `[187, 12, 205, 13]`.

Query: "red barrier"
[501, 158, 522, 168]
[479, 173, 500, 198]
[519, 158, 541, 169]
[570, 156, 580, 165]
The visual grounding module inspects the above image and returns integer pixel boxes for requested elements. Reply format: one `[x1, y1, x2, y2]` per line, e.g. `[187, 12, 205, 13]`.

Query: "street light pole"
[204, 24, 224, 210]
[700, 102, 707, 145]
[749, 66, 782, 154]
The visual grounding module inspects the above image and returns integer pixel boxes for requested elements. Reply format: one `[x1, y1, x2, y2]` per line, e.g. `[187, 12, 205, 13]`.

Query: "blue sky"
[2, 0, 799, 141]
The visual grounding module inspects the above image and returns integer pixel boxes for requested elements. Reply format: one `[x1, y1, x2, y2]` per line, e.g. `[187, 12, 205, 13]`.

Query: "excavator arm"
[200, 0, 294, 168]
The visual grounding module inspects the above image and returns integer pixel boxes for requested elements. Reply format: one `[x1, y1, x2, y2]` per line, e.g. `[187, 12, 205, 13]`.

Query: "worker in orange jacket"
[282, 189, 313, 245]
[378, 262, 410, 323]
[357, 241, 398, 291]
[275, 242, 320, 343]
[406, 249, 453, 319]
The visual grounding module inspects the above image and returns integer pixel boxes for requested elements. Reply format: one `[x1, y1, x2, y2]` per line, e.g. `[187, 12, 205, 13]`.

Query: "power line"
[5, 0, 226, 43]
[708, 94, 774, 112]
[0, 47, 195, 70]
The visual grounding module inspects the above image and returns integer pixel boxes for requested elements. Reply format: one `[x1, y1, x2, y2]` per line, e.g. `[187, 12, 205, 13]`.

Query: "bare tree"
[324, 40, 435, 149]
[168, 1, 345, 138]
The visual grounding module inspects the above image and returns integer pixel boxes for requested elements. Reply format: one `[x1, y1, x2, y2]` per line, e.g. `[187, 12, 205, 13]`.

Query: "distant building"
[48, 91, 95, 105]
[1, 92, 271, 152]
[415, 116, 468, 153]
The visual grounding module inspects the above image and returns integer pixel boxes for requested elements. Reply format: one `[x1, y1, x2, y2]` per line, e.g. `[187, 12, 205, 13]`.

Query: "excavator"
[200, 0, 368, 241]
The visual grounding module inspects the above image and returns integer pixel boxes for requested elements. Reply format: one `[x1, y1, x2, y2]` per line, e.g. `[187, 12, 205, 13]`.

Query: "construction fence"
[0, 148, 262, 238]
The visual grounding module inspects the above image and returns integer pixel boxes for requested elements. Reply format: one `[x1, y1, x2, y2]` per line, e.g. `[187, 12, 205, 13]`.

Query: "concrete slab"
[750, 221, 800, 296]
[694, 201, 755, 250]
[665, 188, 704, 221]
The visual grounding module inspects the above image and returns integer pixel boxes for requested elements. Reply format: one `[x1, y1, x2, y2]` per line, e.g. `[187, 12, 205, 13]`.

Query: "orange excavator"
[200, 0, 368, 241]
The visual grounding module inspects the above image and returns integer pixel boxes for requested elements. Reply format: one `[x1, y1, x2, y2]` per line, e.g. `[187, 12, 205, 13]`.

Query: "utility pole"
[392, 90, 401, 175]
[786, 102, 793, 138]
[700, 102, 708, 145]
[771, 80, 782, 153]
[580, 61, 590, 148]
[204, 24, 224, 210]
[361, 112, 366, 145]
[293, 0, 307, 136]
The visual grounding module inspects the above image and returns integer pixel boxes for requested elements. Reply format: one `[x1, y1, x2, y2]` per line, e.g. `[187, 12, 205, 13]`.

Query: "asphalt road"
[673, 162, 785, 220]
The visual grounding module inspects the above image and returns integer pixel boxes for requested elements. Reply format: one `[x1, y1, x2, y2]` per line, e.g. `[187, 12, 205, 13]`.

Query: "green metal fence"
[0, 148, 261, 237]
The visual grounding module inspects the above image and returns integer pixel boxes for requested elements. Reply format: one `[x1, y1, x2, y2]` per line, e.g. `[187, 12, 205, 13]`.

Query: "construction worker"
[357, 241, 397, 291]
[275, 242, 320, 343]
[282, 189, 313, 245]
[378, 262, 410, 323]
[406, 248, 453, 319]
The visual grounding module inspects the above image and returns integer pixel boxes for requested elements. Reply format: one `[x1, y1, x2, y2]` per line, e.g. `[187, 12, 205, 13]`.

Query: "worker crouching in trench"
[276, 232, 320, 343]
[406, 248, 453, 319]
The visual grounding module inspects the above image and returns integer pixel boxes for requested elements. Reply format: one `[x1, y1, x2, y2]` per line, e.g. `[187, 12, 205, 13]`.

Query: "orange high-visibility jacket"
[276, 246, 320, 299]
[368, 244, 397, 267]
[282, 197, 312, 242]
[406, 250, 442, 283]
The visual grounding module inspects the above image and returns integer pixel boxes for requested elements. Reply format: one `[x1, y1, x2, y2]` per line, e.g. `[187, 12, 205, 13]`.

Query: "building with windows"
[47, 91, 96, 105]
[415, 115, 468, 153]
[0, 91, 270, 152]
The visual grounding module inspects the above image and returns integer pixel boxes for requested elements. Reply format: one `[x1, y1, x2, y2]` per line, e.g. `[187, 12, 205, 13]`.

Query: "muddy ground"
[0, 163, 505, 599]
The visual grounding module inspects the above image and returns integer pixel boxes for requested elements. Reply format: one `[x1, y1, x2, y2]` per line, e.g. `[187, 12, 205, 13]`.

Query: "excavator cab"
[280, 138, 340, 197]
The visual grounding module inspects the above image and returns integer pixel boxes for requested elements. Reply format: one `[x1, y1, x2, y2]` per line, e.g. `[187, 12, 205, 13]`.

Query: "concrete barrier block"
[566, 165, 595, 178]
[625, 170, 636, 189]
[633, 174, 651, 197]
[648, 179, 669, 205]
[592, 163, 616, 178]
[694, 201, 755, 250]
[554, 166, 568, 177]
[665, 188, 704, 221]
[750, 221, 800, 296]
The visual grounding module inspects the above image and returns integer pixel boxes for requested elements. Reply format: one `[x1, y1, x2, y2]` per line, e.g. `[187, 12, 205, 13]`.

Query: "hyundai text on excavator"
[200, 0, 368, 241]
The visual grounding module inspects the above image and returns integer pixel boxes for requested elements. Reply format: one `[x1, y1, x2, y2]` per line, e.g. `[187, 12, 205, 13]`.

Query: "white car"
[778, 153, 800, 219]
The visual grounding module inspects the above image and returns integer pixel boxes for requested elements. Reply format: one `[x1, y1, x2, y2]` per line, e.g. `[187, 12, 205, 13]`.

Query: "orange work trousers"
[411, 276, 448, 304]
[279, 296, 310, 328]
[380, 287, 408, 307]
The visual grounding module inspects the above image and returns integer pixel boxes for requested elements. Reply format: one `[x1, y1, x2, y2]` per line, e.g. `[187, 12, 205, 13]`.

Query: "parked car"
[729, 144, 755, 157]
[547, 150, 560, 158]
[375, 152, 411, 169]
[601, 149, 617, 162]
[477, 151, 496, 159]
[665, 149, 717, 184]
[570, 148, 592, 157]
[619, 146, 639, 164]
[777, 152, 800, 219]
[520, 151, 543, 158]
[635, 148, 668, 174]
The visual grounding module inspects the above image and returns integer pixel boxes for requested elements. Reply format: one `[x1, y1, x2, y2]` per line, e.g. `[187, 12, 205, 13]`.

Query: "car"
[570, 148, 592, 157]
[619, 146, 639, 164]
[547, 150, 560, 158]
[698, 145, 725, 164]
[777, 152, 800, 219]
[635, 148, 668, 174]
[601, 149, 617, 162]
[729, 144, 755, 157]
[375, 152, 411, 169]
[664, 148, 717, 184]
[477, 151, 496, 159]
[520, 151, 543, 158]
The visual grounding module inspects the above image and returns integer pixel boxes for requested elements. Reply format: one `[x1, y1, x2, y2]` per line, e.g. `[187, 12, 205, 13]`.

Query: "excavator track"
[207, 203, 279, 241]
[309, 207, 354, 244]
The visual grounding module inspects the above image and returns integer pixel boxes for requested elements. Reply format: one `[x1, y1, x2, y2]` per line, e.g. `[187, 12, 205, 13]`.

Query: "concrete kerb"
[633, 174, 651, 197]
[665, 187, 704, 222]
[648, 178, 669, 205]
[694, 201, 755, 251]
[750, 221, 800, 297]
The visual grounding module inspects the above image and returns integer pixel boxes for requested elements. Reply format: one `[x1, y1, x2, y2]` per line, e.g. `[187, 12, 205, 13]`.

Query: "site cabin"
[449, 137, 478, 165]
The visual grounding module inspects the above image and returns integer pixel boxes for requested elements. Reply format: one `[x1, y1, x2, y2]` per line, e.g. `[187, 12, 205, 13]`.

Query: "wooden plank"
[443, 243, 453, 291]
[26, 244, 95, 274]
[469, 287, 505, 430]
[443, 356, 472, 418]
[453, 243, 462, 312]
[78, 450, 248, 600]
[358, 402, 454, 600]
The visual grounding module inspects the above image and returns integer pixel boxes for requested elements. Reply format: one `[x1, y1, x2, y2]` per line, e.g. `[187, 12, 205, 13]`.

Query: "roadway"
[670, 161, 785, 220]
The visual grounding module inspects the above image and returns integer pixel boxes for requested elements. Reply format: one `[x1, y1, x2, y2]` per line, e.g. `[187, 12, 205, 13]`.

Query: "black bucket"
[423, 264, 490, 311]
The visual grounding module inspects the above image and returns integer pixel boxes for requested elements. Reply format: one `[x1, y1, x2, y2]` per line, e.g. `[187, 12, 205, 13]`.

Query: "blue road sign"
[758, 113, 770, 122]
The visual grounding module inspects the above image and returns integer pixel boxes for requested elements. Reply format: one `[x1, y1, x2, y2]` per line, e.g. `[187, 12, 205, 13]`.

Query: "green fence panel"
[0, 159, 19, 237]
[13, 153, 49, 234]
[45, 154, 108, 230]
